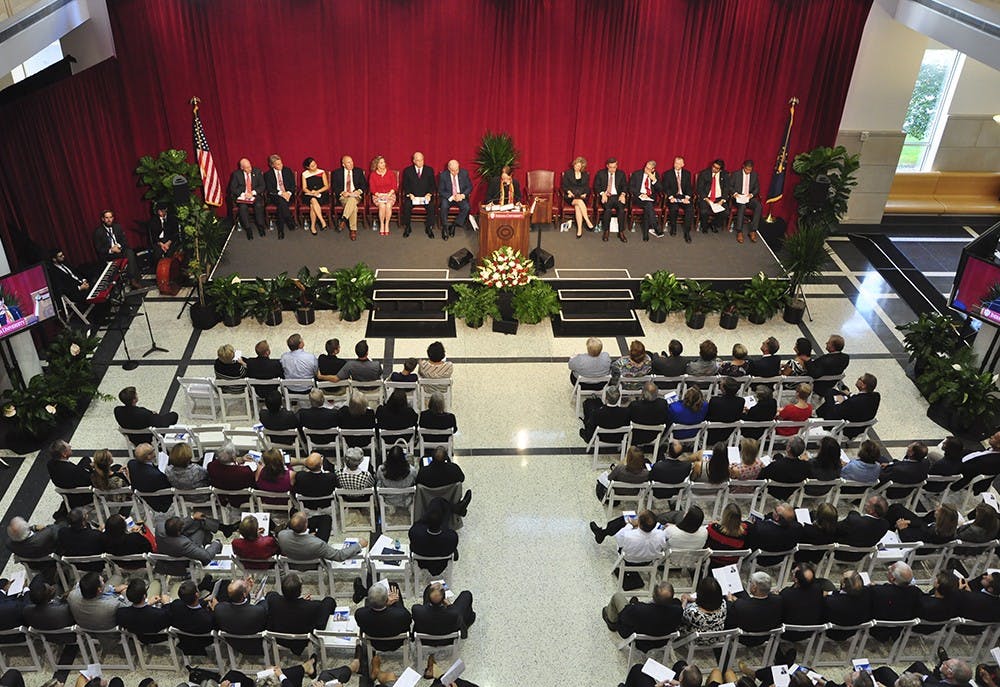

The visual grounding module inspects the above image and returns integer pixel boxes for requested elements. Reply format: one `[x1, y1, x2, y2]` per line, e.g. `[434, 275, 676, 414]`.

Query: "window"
[897, 48, 964, 171]
[7, 40, 63, 85]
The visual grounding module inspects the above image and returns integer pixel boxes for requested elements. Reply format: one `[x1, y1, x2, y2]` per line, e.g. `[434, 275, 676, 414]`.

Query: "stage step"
[367, 288, 455, 339]
[552, 288, 644, 338]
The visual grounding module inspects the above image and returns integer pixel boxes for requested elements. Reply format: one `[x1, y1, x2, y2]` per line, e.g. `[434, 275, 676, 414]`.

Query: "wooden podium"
[478, 207, 531, 260]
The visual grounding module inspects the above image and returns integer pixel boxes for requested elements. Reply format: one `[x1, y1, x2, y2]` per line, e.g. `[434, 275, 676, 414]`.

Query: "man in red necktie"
[595, 158, 628, 243]
[437, 159, 472, 238]
[227, 158, 267, 240]
[696, 158, 730, 235]
[628, 160, 661, 242]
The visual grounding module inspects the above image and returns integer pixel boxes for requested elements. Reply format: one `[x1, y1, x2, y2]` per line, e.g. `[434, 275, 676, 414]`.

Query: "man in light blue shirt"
[280, 333, 318, 391]
[568, 336, 611, 386]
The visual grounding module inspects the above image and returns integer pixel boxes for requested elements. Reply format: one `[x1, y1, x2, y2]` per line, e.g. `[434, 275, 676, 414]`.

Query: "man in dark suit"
[870, 561, 921, 640]
[292, 453, 337, 541]
[215, 578, 268, 655]
[147, 204, 180, 260]
[45, 439, 92, 517]
[823, 570, 872, 636]
[956, 431, 1000, 491]
[954, 571, 1000, 623]
[22, 579, 73, 630]
[593, 157, 628, 243]
[127, 443, 173, 512]
[409, 499, 459, 576]
[265, 573, 335, 654]
[331, 155, 368, 237]
[401, 152, 437, 239]
[749, 337, 782, 378]
[705, 376, 744, 444]
[835, 495, 889, 561]
[628, 382, 670, 446]
[779, 563, 825, 642]
[759, 436, 811, 500]
[263, 154, 296, 239]
[113, 386, 178, 446]
[245, 339, 284, 398]
[94, 210, 141, 288]
[438, 159, 473, 238]
[729, 159, 762, 243]
[747, 504, 801, 566]
[355, 581, 412, 651]
[602, 581, 681, 651]
[695, 159, 730, 234]
[651, 340, 687, 377]
[227, 158, 267, 240]
[167, 580, 216, 655]
[5, 518, 62, 580]
[412, 581, 476, 642]
[817, 373, 880, 435]
[649, 441, 692, 499]
[48, 249, 90, 304]
[806, 334, 851, 395]
[628, 161, 661, 241]
[297, 389, 338, 446]
[662, 156, 695, 242]
[874, 659, 973, 687]
[878, 441, 930, 499]
[58, 507, 107, 567]
[116, 578, 170, 644]
[260, 390, 301, 446]
[726, 571, 784, 646]
[580, 385, 630, 443]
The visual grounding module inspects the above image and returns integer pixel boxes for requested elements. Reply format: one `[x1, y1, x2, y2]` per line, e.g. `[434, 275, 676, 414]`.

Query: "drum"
[156, 255, 182, 295]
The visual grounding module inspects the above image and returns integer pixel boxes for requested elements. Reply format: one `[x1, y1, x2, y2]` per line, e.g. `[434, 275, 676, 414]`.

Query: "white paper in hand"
[794, 508, 812, 525]
[81, 664, 103, 680]
[392, 667, 423, 687]
[859, 572, 871, 586]
[440, 658, 466, 684]
[641, 658, 676, 682]
[711, 564, 744, 595]
[991, 646, 1000, 666]
[772, 665, 791, 687]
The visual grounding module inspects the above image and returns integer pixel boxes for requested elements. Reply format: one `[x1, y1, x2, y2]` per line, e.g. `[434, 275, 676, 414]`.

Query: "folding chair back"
[177, 377, 221, 421]
[377, 486, 417, 532]
[417, 377, 452, 410]
[383, 381, 420, 410]
[627, 422, 667, 462]
[335, 488, 377, 532]
[78, 626, 135, 670]
[413, 631, 461, 668]
[618, 630, 680, 667]
[573, 375, 611, 418]
[280, 379, 315, 410]
[0, 626, 42, 671]
[587, 425, 629, 470]
[215, 379, 255, 423]
[168, 627, 225, 673]
[417, 426, 455, 459]
[30, 625, 89, 670]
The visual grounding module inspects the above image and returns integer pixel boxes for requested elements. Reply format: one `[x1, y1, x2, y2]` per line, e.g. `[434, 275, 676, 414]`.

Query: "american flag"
[192, 100, 223, 207]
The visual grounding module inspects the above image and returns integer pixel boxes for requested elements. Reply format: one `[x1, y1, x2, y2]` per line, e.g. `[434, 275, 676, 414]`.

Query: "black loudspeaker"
[171, 175, 190, 205]
[448, 248, 473, 270]
[492, 318, 518, 335]
[529, 247, 555, 270]
[804, 175, 830, 205]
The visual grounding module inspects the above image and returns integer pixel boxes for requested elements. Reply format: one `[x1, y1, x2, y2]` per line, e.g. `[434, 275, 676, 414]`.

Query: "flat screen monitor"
[0, 264, 56, 341]
[950, 254, 1000, 326]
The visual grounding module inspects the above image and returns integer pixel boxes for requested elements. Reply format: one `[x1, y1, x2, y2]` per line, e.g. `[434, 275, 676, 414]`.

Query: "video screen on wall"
[950, 254, 1000, 326]
[0, 264, 56, 341]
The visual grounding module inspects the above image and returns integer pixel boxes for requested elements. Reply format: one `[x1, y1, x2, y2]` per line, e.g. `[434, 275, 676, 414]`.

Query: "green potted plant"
[292, 266, 330, 325]
[511, 279, 561, 325]
[920, 351, 1000, 439]
[248, 272, 296, 326]
[205, 274, 249, 327]
[679, 279, 720, 330]
[473, 130, 520, 181]
[445, 283, 500, 329]
[743, 272, 791, 324]
[333, 262, 375, 321]
[718, 289, 746, 330]
[897, 312, 963, 378]
[135, 149, 201, 207]
[639, 271, 683, 323]
[781, 222, 832, 323]
[791, 145, 860, 231]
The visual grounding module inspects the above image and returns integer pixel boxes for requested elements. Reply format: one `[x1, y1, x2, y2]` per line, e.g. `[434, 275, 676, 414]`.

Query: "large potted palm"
[781, 223, 832, 324]
[474, 130, 520, 182]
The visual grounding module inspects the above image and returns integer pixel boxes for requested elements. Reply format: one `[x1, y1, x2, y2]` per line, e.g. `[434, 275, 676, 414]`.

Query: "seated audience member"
[588, 506, 704, 548]
[418, 391, 457, 444]
[128, 442, 173, 512]
[48, 248, 90, 304]
[742, 385, 778, 438]
[841, 439, 883, 484]
[58, 507, 107, 567]
[276, 511, 364, 566]
[730, 438, 763, 481]
[718, 344, 750, 377]
[879, 441, 930, 499]
[611, 340, 653, 388]
[418, 341, 453, 396]
[46, 439, 93, 515]
[705, 376, 744, 444]
[870, 562, 921, 638]
[389, 357, 419, 383]
[245, 340, 285, 396]
[416, 446, 466, 489]
[955, 571, 1000, 624]
[835, 495, 890, 559]
[316, 338, 345, 382]
[265, 573, 336, 654]
[707, 503, 749, 567]
[598, 445, 650, 501]
[601, 581, 682, 648]
[167, 579, 215, 655]
[292, 453, 337, 540]
[206, 441, 255, 512]
[748, 503, 802, 565]
[255, 447, 296, 495]
[568, 336, 612, 386]
[296, 388, 337, 448]
[781, 337, 812, 377]
[795, 502, 838, 564]
[874, 659, 972, 687]
[165, 442, 209, 496]
[956, 431, 1000, 491]
[155, 515, 222, 571]
[355, 582, 412, 653]
[231, 514, 280, 568]
[280, 333, 318, 389]
[116, 578, 170, 644]
[336, 391, 377, 449]
[332, 339, 383, 384]
[114, 386, 178, 445]
[23, 579, 73, 630]
[823, 570, 872, 635]
[749, 337, 782, 378]
[629, 381, 670, 445]
[623, 658, 704, 687]
[650, 339, 687, 377]
[376, 388, 418, 431]
[809, 436, 845, 485]
[90, 448, 129, 500]
[336, 447, 375, 492]
[889, 502, 958, 545]
[67, 571, 127, 631]
[377, 445, 417, 511]
[667, 387, 708, 441]
[780, 562, 824, 641]
[409, 498, 459, 575]
[5, 517, 62, 578]
[613, 511, 667, 589]
[806, 334, 850, 394]
[686, 340, 720, 376]
[817, 373, 880, 430]
[103, 513, 152, 558]
[580, 384, 630, 443]
[760, 436, 810, 500]
[648, 439, 691, 497]
[690, 441, 730, 486]
[925, 436, 965, 490]
[681, 575, 727, 636]
[259, 390, 301, 440]
[214, 578, 268, 655]
[776, 383, 813, 435]
[918, 572, 960, 629]
[726, 571, 783, 643]
[214, 344, 246, 385]
[956, 503, 1000, 543]
[412, 581, 476, 675]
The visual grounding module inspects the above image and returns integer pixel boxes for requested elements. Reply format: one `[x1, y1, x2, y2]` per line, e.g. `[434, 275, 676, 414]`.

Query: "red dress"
[776, 403, 813, 435]
[369, 170, 396, 197]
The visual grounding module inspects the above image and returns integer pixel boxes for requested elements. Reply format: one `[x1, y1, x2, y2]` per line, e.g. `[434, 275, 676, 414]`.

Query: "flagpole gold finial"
[190, 96, 201, 111]
[789, 96, 799, 106]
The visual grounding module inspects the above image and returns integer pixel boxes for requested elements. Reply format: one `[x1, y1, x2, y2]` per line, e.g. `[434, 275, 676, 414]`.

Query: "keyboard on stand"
[86, 258, 127, 303]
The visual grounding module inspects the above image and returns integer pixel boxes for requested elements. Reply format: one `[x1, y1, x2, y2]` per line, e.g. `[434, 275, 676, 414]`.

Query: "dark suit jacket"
[917, 593, 956, 625]
[408, 522, 458, 574]
[835, 511, 889, 549]
[114, 404, 176, 445]
[561, 169, 590, 198]
[805, 352, 850, 389]
[215, 600, 268, 654]
[743, 398, 778, 438]
[823, 589, 871, 631]
[93, 223, 131, 260]
[228, 167, 265, 205]
[592, 168, 628, 198]
[820, 392, 880, 429]
[127, 459, 173, 511]
[355, 603, 412, 650]
[116, 604, 170, 643]
[48, 261, 88, 302]
[747, 517, 800, 564]
[705, 394, 745, 444]
[582, 403, 630, 443]
[661, 168, 694, 199]
[265, 592, 335, 653]
[260, 408, 301, 435]
[955, 589, 1000, 623]
[650, 354, 687, 377]
[696, 169, 730, 201]
[617, 599, 683, 650]
[871, 583, 921, 621]
[415, 460, 465, 488]
[749, 355, 782, 378]
[0, 595, 24, 632]
[58, 526, 107, 561]
[297, 406, 339, 443]
[23, 600, 74, 631]
[958, 449, 1000, 490]
[726, 593, 783, 641]
[628, 170, 661, 199]
[47, 458, 92, 490]
[649, 459, 692, 499]
[628, 398, 670, 445]
[7, 524, 63, 564]
[401, 165, 437, 197]
[293, 470, 338, 508]
[485, 178, 522, 203]
[759, 455, 811, 499]
[879, 459, 930, 500]
[147, 214, 180, 248]
[729, 169, 760, 198]
[411, 600, 465, 637]
[437, 169, 473, 200]
[263, 167, 296, 198]
[418, 410, 457, 443]
[167, 600, 215, 653]
[245, 357, 284, 382]
[780, 585, 825, 636]
[375, 405, 418, 431]
[331, 167, 368, 198]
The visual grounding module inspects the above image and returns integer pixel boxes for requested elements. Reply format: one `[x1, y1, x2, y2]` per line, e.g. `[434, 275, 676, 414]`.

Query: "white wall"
[949, 56, 1000, 115]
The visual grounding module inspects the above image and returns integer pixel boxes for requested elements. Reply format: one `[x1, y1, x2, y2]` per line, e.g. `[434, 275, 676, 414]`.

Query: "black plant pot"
[464, 317, 484, 329]
[295, 307, 316, 325]
[686, 311, 706, 329]
[720, 310, 739, 330]
[648, 309, 668, 324]
[783, 301, 805, 324]
[190, 303, 220, 330]
[342, 309, 362, 322]
[497, 291, 515, 321]
[264, 310, 283, 326]
[222, 312, 242, 327]
[748, 312, 767, 325]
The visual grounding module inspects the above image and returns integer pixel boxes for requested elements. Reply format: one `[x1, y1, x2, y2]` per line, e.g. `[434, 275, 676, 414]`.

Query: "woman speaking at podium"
[485, 165, 522, 206]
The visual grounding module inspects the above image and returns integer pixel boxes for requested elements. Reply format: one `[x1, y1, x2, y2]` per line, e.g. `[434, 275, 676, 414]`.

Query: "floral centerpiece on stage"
[476, 246, 534, 290]
[457, 246, 559, 329]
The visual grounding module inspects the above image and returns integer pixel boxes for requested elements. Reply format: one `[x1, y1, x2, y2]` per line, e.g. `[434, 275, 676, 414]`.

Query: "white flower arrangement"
[476, 246, 535, 290]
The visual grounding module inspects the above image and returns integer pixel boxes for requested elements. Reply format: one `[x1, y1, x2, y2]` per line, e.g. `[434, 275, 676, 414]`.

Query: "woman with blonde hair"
[561, 156, 594, 238]
[368, 155, 396, 236]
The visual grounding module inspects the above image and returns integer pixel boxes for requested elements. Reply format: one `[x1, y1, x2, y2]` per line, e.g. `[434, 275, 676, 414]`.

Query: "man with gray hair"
[580, 384, 630, 443]
[874, 659, 973, 687]
[5, 516, 63, 579]
[275, 511, 365, 568]
[46, 439, 92, 517]
[568, 337, 611, 386]
[297, 387, 338, 445]
[629, 160, 661, 241]
[726, 570, 783, 645]
[601, 580, 682, 649]
[355, 581, 412, 652]
[870, 561, 921, 640]
[759, 435, 810, 500]
[128, 442, 173, 512]
[628, 381, 670, 446]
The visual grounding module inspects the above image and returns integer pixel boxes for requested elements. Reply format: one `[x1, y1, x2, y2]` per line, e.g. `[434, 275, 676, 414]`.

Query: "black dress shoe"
[425, 228, 434, 239]
[710, 225, 718, 233]
[669, 228, 676, 236]
[442, 232, 449, 241]
[602, 231, 609, 242]
[684, 233, 692, 243]
[403, 226, 411, 238]
[601, 607, 617, 632]
[258, 228, 266, 237]
[449, 225, 456, 237]
[245, 230, 253, 240]
[278, 232, 285, 240]
[642, 233, 649, 242]
[352, 577, 367, 604]
[589, 521, 606, 544]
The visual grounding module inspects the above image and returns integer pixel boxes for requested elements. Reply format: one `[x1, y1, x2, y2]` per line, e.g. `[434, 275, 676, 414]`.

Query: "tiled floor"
[0, 226, 991, 686]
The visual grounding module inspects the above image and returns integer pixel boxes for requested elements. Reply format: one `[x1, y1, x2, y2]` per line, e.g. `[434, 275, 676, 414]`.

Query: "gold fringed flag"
[765, 97, 798, 217]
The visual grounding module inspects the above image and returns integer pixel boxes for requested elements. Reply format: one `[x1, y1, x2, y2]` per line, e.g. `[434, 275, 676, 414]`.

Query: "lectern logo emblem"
[497, 224, 515, 240]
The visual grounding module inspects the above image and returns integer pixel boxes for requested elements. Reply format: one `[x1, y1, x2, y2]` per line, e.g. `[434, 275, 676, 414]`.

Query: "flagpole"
[765, 96, 799, 223]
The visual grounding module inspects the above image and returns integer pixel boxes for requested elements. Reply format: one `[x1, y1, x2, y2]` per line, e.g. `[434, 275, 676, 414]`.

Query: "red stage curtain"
[0, 0, 871, 270]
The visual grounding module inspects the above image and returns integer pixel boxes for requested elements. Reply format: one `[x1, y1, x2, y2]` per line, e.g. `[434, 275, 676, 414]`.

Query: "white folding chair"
[903, 541, 953, 586]
[417, 377, 452, 410]
[117, 426, 142, 460]
[868, 619, 919, 663]
[339, 428, 379, 464]
[572, 374, 611, 418]
[831, 418, 878, 445]
[781, 623, 827, 668]
[619, 375, 654, 405]
[950, 540, 996, 577]
[0, 626, 42, 671]
[57, 554, 109, 590]
[666, 422, 708, 451]
[684, 481, 726, 521]
[335, 487, 377, 532]
[352, 379, 387, 409]
[168, 627, 225, 673]
[737, 421, 777, 458]
[127, 628, 182, 672]
[217, 630, 268, 668]
[173, 487, 218, 519]
[29, 626, 89, 671]
[627, 422, 667, 462]
[304, 427, 342, 467]
[746, 548, 797, 589]
[618, 630, 680, 667]
[214, 379, 255, 424]
[93, 487, 137, 525]
[133, 488, 178, 522]
[946, 618, 1000, 663]
[79, 626, 135, 670]
[661, 547, 711, 593]
[177, 377, 222, 421]
[811, 621, 873, 668]
[223, 427, 264, 454]
[263, 630, 322, 666]
[54, 486, 96, 518]
[280, 379, 315, 410]
[378, 428, 416, 461]
[417, 426, 455, 459]
[261, 428, 304, 463]
[277, 556, 327, 597]
[736, 626, 784, 669]
[410, 552, 455, 593]
[726, 480, 767, 514]
[377, 485, 417, 533]
[58, 294, 95, 326]
[681, 375, 721, 398]
[651, 375, 685, 397]
[602, 480, 650, 519]
[360, 631, 410, 668]
[316, 380, 352, 407]
[586, 425, 629, 470]
[383, 380, 420, 411]
[612, 550, 663, 597]
[413, 631, 461, 669]
[675, 627, 739, 669]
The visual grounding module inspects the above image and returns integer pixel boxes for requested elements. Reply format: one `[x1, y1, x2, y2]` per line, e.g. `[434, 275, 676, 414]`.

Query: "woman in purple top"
[254, 448, 294, 504]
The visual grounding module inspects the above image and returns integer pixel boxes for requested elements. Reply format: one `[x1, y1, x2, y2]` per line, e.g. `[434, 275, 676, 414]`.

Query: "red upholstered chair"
[526, 170, 555, 225]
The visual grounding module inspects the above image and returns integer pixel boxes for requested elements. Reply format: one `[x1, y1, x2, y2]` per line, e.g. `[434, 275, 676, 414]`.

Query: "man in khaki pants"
[332, 155, 367, 240]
